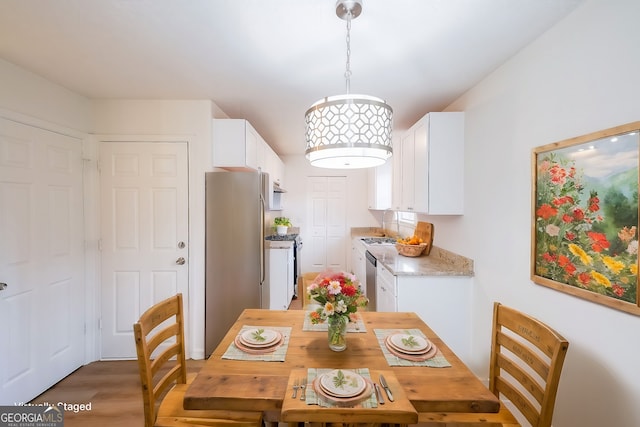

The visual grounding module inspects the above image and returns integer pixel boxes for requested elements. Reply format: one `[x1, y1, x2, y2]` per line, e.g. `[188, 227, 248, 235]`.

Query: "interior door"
[306, 176, 347, 272]
[99, 141, 189, 359]
[0, 118, 85, 404]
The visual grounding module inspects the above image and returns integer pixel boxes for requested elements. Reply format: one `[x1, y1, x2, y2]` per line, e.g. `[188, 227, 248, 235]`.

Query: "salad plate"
[239, 328, 280, 347]
[318, 369, 366, 398]
[388, 333, 430, 353]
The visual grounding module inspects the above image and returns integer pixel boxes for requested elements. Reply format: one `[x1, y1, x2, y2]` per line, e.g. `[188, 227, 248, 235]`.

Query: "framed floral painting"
[532, 122, 640, 315]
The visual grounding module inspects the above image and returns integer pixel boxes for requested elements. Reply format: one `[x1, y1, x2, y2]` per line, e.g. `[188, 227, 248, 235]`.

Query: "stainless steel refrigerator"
[205, 171, 271, 356]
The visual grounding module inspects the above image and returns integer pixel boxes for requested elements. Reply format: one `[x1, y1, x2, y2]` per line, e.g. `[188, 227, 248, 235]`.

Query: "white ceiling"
[0, 0, 583, 156]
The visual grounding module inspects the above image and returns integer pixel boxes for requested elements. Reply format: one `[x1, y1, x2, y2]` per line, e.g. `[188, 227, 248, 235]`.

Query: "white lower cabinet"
[376, 263, 397, 312]
[351, 238, 367, 296]
[265, 246, 294, 310]
[376, 269, 472, 363]
[397, 275, 471, 362]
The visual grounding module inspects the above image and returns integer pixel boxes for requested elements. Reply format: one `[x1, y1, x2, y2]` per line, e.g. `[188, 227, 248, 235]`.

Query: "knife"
[379, 375, 394, 402]
[373, 383, 385, 404]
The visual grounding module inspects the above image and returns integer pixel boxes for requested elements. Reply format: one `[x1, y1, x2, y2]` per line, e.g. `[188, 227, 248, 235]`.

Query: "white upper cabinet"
[392, 135, 403, 211]
[367, 159, 392, 210]
[265, 144, 285, 189]
[213, 119, 262, 170]
[396, 112, 464, 215]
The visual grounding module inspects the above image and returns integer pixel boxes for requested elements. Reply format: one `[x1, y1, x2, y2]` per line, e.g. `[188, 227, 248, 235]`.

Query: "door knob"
[0, 283, 7, 291]
[176, 257, 186, 265]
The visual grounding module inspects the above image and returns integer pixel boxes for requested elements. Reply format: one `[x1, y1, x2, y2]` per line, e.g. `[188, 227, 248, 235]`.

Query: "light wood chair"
[301, 272, 320, 308]
[488, 302, 569, 427]
[417, 302, 569, 427]
[133, 293, 263, 427]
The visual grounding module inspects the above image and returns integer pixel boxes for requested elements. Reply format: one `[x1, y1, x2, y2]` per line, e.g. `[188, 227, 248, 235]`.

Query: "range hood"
[273, 182, 286, 193]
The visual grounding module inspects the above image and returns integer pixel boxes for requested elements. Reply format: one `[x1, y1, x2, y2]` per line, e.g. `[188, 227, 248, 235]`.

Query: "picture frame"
[531, 122, 640, 315]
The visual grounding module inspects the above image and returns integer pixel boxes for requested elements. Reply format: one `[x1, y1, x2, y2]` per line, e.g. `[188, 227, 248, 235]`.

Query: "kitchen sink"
[361, 237, 397, 245]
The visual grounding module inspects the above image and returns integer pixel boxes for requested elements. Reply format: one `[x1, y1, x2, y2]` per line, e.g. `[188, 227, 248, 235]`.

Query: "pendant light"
[304, 0, 393, 169]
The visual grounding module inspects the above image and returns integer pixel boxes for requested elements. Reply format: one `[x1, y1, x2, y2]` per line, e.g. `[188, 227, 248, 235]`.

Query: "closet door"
[0, 118, 85, 404]
[306, 176, 347, 272]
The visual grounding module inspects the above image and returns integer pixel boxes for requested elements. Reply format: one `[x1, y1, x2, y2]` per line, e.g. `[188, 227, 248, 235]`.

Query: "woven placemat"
[222, 325, 291, 362]
[305, 368, 378, 408]
[374, 329, 451, 367]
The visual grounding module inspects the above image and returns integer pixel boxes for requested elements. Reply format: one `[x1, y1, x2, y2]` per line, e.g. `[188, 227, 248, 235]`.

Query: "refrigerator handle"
[259, 185, 266, 286]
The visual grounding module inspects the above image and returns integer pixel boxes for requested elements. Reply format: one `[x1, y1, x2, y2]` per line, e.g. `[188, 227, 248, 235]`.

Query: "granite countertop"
[352, 227, 474, 277]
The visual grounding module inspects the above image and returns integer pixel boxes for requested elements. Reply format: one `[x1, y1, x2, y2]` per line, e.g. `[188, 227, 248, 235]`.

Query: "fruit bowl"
[395, 242, 427, 257]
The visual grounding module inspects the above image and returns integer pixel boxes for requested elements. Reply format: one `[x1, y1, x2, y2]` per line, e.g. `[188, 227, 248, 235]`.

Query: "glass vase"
[327, 315, 348, 352]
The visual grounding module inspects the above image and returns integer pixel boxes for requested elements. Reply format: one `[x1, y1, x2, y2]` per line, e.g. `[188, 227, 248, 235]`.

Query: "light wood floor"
[31, 359, 206, 426]
[30, 298, 303, 426]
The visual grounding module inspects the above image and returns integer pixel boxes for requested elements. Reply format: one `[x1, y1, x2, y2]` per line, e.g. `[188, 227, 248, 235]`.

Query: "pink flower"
[327, 280, 342, 295]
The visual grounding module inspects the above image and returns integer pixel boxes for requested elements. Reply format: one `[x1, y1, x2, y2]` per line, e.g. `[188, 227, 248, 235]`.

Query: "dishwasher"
[365, 250, 377, 311]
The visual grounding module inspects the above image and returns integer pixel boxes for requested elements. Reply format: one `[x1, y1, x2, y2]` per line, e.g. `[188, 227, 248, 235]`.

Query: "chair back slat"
[490, 302, 569, 427]
[496, 352, 545, 404]
[495, 376, 541, 426]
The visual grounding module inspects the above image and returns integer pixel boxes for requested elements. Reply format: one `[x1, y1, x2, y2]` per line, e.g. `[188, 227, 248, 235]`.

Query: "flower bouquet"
[307, 271, 368, 351]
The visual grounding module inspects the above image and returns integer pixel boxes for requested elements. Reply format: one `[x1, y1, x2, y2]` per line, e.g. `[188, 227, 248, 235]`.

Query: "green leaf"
[332, 370, 347, 389]
[251, 328, 266, 342]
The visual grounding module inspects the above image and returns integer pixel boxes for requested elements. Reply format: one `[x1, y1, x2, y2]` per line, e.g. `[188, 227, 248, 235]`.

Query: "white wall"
[0, 59, 91, 131]
[429, 1, 640, 426]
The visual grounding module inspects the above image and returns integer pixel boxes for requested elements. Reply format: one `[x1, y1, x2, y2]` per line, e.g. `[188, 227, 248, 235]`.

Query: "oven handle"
[365, 250, 377, 266]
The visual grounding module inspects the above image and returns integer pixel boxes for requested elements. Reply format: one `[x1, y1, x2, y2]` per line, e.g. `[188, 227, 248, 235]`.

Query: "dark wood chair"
[133, 293, 263, 427]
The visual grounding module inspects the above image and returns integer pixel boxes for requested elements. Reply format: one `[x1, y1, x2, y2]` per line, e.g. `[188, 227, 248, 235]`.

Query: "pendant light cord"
[344, 11, 352, 94]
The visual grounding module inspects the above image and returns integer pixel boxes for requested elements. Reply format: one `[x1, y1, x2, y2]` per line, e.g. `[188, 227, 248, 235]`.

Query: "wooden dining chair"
[133, 293, 263, 427]
[418, 302, 569, 427]
[488, 302, 569, 427]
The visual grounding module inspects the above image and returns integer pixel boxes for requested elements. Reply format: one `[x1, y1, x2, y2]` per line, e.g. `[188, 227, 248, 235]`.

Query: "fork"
[291, 379, 299, 399]
[299, 378, 307, 400]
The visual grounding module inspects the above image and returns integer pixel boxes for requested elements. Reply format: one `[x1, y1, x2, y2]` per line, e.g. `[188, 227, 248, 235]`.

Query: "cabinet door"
[266, 248, 289, 310]
[412, 118, 429, 213]
[392, 135, 403, 210]
[350, 240, 367, 295]
[213, 119, 259, 170]
[427, 113, 464, 214]
[367, 160, 392, 210]
[376, 264, 397, 312]
[400, 130, 415, 211]
[244, 123, 259, 170]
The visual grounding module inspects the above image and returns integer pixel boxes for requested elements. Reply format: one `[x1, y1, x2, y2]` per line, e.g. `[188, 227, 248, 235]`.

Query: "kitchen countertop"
[352, 227, 474, 277]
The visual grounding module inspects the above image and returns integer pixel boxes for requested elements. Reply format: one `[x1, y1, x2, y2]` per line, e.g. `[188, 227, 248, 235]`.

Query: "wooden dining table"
[184, 309, 511, 425]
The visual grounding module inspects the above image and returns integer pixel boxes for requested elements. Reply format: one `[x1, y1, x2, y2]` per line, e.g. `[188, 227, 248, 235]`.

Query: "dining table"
[183, 309, 516, 426]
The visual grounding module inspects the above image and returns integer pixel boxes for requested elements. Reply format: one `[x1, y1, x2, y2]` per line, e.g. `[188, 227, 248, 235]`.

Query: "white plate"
[319, 369, 366, 398]
[239, 328, 279, 347]
[388, 333, 430, 353]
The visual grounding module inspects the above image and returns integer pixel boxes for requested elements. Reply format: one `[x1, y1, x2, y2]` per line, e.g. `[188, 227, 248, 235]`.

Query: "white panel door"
[307, 177, 327, 271]
[0, 118, 85, 404]
[325, 177, 346, 271]
[100, 142, 189, 359]
[306, 176, 347, 272]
